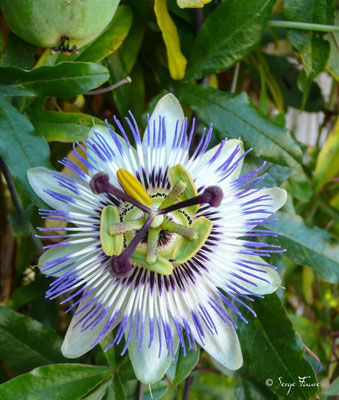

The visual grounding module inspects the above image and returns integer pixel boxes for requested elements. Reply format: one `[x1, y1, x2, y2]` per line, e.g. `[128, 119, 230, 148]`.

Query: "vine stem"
[230, 63, 240, 93]
[182, 376, 193, 400]
[85, 77, 132, 95]
[138, 383, 145, 400]
[0, 157, 43, 254]
[303, 344, 322, 374]
[268, 20, 339, 33]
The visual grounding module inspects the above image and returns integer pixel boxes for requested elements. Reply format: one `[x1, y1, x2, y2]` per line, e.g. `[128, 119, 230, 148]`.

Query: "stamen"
[90, 172, 151, 213]
[168, 164, 199, 213]
[146, 228, 160, 264]
[110, 216, 153, 278]
[161, 219, 198, 241]
[109, 219, 145, 235]
[157, 186, 223, 215]
[117, 169, 152, 206]
[159, 181, 187, 210]
[100, 205, 123, 256]
[174, 217, 213, 264]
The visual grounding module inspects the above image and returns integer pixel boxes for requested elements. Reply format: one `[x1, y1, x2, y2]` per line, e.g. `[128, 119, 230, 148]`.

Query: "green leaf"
[284, 0, 335, 78]
[235, 377, 279, 400]
[124, 380, 169, 400]
[77, 6, 133, 64]
[323, 377, 339, 396]
[289, 165, 313, 203]
[0, 62, 109, 97]
[313, 118, 339, 192]
[241, 156, 292, 189]
[118, 0, 149, 74]
[326, 14, 339, 80]
[247, 54, 325, 112]
[0, 364, 112, 400]
[8, 205, 33, 236]
[264, 211, 339, 283]
[107, 374, 126, 400]
[176, 84, 303, 167]
[108, 56, 145, 121]
[237, 294, 319, 399]
[288, 314, 327, 362]
[29, 99, 105, 142]
[185, 0, 275, 80]
[83, 379, 111, 400]
[0, 97, 52, 202]
[0, 307, 67, 374]
[167, 340, 200, 384]
[1, 32, 35, 70]
[9, 276, 49, 310]
[189, 370, 236, 399]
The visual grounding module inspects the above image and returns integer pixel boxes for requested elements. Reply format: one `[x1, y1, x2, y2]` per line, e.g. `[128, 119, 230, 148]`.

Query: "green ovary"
[99, 165, 213, 275]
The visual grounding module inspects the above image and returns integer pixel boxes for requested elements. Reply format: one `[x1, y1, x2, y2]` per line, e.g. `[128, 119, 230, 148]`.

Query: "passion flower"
[28, 94, 286, 384]
[1, 0, 120, 49]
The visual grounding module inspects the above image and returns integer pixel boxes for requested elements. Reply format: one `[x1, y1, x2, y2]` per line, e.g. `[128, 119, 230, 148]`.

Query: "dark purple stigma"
[109, 216, 153, 278]
[202, 186, 223, 207]
[90, 172, 110, 195]
[157, 185, 224, 215]
[110, 255, 134, 278]
[90, 172, 151, 213]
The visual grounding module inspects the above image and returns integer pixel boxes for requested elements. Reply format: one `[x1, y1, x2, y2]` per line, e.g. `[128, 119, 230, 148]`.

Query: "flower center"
[91, 164, 223, 278]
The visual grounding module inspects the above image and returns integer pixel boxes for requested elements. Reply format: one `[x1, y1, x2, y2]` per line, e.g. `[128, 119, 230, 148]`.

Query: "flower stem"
[268, 20, 339, 33]
[138, 383, 145, 400]
[183, 376, 193, 400]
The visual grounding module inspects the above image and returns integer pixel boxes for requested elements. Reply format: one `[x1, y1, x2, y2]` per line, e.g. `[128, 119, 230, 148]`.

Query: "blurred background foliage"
[0, 0, 338, 399]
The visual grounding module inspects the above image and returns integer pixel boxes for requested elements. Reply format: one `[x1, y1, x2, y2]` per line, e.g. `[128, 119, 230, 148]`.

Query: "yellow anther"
[117, 169, 152, 206]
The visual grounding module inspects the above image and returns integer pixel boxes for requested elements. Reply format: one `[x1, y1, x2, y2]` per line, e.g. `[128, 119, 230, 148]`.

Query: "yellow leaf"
[313, 118, 339, 192]
[154, 0, 187, 80]
[177, 0, 212, 8]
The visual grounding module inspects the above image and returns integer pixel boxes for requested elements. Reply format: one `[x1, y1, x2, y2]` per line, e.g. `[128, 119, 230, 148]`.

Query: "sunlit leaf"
[0, 62, 109, 97]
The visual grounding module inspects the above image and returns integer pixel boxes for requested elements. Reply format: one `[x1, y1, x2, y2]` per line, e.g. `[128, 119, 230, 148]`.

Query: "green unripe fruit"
[1, 0, 120, 48]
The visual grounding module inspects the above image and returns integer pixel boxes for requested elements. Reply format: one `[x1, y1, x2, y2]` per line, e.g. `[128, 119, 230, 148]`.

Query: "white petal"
[142, 93, 185, 171]
[190, 139, 244, 188]
[243, 187, 287, 216]
[194, 306, 243, 370]
[210, 356, 237, 377]
[27, 167, 91, 213]
[128, 313, 179, 384]
[62, 289, 121, 358]
[235, 255, 281, 295]
[86, 124, 139, 178]
[38, 241, 90, 277]
[262, 187, 287, 213]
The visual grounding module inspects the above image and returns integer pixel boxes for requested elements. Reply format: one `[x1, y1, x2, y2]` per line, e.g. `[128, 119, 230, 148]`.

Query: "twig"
[51, 97, 63, 112]
[230, 63, 240, 93]
[303, 344, 322, 375]
[268, 20, 339, 33]
[195, 9, 203, 34]
[182, 376, 193, 400]
[0, 157, 43, 254]
[85, 77, 132, 95]
[138, 383, 145, 400]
